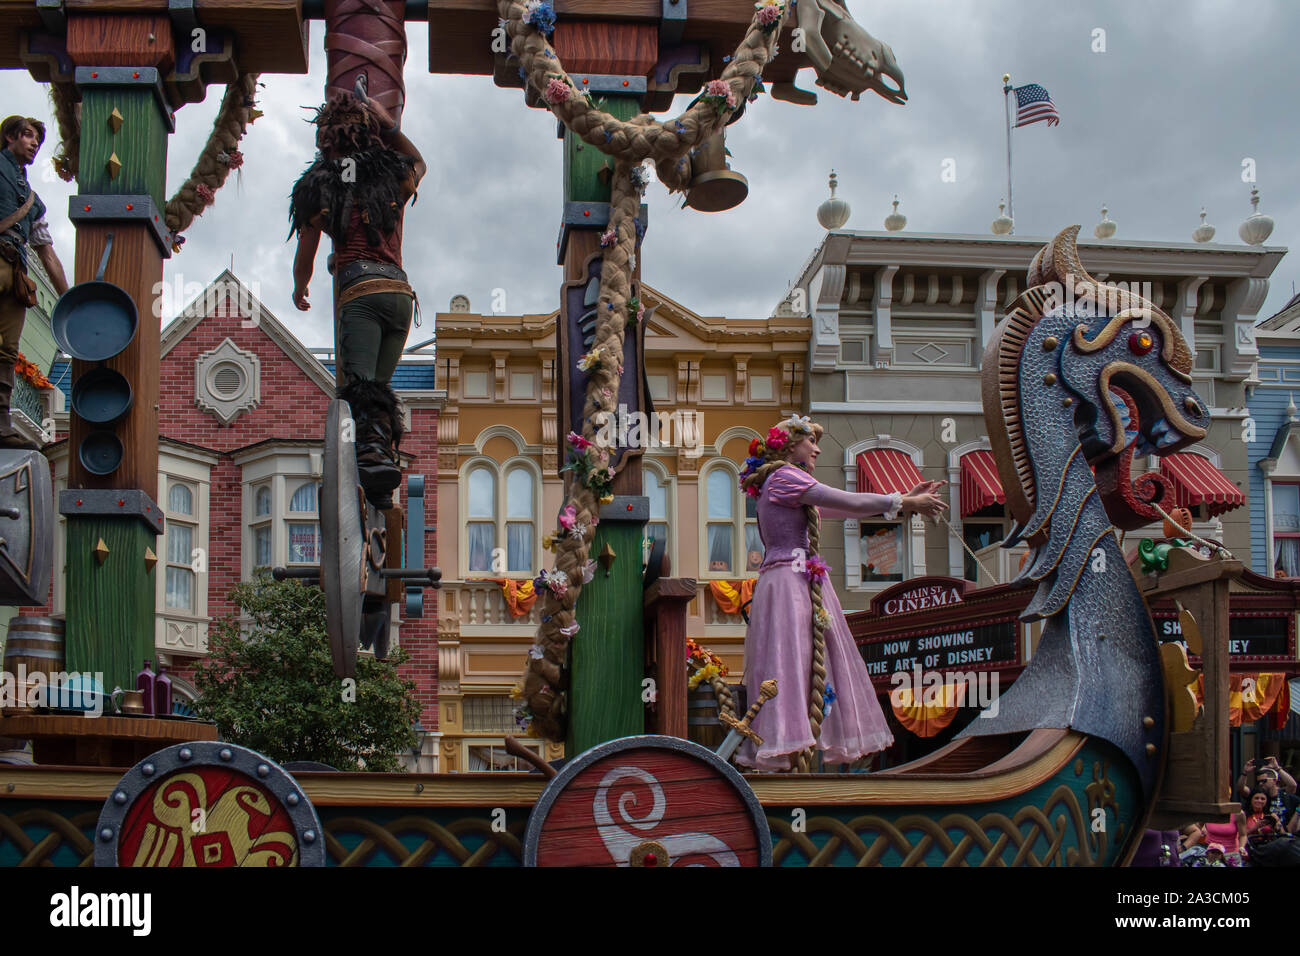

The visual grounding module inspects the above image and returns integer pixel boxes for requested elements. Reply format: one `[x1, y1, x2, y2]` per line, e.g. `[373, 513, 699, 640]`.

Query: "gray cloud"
[2, 1, 1295, 348]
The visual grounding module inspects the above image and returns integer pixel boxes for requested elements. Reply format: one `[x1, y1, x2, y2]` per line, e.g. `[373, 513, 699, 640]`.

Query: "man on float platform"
[289, 89, 425, 508]
[0, 116, 69, 449]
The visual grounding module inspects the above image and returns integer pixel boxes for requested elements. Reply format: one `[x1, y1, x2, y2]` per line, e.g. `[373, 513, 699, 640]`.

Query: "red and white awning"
[960, 449, 1005, 516]
[1159, 452, 1245, 517]
[857, 448, 924, 497]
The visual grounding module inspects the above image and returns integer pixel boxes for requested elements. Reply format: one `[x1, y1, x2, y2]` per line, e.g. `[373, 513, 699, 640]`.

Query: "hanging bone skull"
[778, 0, 906, 105]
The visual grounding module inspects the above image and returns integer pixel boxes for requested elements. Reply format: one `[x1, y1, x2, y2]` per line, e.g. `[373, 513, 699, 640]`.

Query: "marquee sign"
[860, 621, 1020, 678]
[869, 577, 972, 617]
[1155, 611, 1296, 662]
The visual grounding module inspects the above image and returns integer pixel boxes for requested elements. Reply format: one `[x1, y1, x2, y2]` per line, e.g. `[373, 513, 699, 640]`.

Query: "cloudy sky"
[1, 0, 1296, 349]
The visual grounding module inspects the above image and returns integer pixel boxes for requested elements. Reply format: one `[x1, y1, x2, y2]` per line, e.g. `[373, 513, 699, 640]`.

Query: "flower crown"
[738, 416, 819, 494]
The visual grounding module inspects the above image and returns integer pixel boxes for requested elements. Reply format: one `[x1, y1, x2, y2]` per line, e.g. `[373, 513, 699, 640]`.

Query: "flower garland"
[559, 431, 616, 503]
[687, 638, 729, 690]
[14, 353, 51, 390]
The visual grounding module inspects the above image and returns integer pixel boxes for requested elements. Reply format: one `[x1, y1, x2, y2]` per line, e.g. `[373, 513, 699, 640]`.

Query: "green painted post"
[558, 90, 648, 756]
[76, 88, 168, 208]
[566, 499, 647, 756]
[64, 515, 157, 693]
[563, 97, 640, 204]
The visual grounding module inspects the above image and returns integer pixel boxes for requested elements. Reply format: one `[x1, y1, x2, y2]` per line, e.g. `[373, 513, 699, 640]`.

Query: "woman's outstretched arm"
[799, 479, 948, 520]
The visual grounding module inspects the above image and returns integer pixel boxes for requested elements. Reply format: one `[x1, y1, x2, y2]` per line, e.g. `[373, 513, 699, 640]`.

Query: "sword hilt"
[718, 679, 778, 746]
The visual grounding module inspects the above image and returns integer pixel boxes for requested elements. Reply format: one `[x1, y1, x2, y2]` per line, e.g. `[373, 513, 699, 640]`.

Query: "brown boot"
[0, 364, 37, 450]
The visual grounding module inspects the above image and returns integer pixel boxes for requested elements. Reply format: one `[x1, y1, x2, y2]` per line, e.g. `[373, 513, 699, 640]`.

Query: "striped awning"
[1159, 452, 1245, 517]
[961, 449, 1005, 516]
[857, 448, 923, 497]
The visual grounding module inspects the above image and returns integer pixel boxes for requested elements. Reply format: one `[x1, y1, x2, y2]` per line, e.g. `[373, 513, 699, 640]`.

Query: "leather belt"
[338, 277, 413, 308]
[337, 259, 407, 287]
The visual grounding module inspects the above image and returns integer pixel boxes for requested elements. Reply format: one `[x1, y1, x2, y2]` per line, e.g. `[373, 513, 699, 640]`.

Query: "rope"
[512, 0, 785, 742]
[43, 74, 261, 245]
[1150, 502, 1234, 559]
[709, 674, 737, 725]
[937, 513, 1000, 585]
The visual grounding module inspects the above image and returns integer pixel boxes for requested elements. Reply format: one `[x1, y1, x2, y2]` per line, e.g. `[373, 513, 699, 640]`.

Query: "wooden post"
[60, 14, 174, 693]
[1145, 554, 1243, 829]
[554, 21, 658, 755]
[644, 577, 695, 738]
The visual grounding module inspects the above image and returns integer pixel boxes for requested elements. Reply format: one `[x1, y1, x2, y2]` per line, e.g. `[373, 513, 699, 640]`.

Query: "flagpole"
[1003, 73, 1014, 235]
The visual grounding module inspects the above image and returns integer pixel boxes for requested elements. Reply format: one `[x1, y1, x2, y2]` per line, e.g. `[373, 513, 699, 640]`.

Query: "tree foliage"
[193, 574, 420, 771]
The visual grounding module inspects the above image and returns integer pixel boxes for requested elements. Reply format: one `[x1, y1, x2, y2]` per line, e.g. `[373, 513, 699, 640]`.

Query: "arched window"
[702, 464, 759, 575]
[645, 468, 669, 557]
[165, 481, 196, 611]
[467, 466, 497, 572]
[462, 459, 539, 575]
[505, 466, 535, 573]
[168, 484, 193, 516]
[287, 481, 321, 564]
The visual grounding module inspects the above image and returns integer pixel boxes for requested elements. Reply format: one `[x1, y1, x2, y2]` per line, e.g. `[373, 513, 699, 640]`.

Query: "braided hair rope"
[508, 0, 787, 741]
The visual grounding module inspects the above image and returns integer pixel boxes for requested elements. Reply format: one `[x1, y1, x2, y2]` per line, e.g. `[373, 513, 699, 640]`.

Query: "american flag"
[1013, 83, 1059, 128]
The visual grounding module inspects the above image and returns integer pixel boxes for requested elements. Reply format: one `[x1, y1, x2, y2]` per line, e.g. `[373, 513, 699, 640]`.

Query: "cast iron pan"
[51, 232, 138, 362]
[79, 430, 123, 476]
[70, 365, 133, 425]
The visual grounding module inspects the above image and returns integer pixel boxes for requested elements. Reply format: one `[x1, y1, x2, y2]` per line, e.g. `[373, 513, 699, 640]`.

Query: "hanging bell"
[684, 126, 748, 212]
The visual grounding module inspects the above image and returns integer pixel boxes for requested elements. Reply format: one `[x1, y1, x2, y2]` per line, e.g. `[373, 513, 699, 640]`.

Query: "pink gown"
[735, 466, 899, 770]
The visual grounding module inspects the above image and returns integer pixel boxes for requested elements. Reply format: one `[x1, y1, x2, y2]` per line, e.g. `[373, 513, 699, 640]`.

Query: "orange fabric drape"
[889, 679, 967, 738]
[472, 578, 538, 618]
[708, 579, 756, 615]
[1229, 673, 1287, 727]
[1273, 680, 1291, 731]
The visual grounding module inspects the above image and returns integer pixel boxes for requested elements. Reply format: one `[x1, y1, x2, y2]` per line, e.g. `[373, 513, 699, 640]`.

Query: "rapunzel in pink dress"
[735, 465, 900, 771]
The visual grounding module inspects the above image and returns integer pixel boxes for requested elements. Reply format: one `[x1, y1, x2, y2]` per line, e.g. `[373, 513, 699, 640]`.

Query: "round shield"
[320, 398, 363, 678]
[524, 735, 771, 867]
[94, 741, 325, 867]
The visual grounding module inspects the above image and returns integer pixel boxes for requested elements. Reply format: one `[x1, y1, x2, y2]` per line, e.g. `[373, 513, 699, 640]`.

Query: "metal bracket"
[599, 495, 650, 523]
[69, 194, 175, 259]
[661, 0, 687, 44]
[557, 202, 649, 264]
[59, 488, 164, 535]
[36, 0, 65, 33]
[166, 0, 199, 35]
[566, 73, 647, 98]
[74, 67, 176, 133]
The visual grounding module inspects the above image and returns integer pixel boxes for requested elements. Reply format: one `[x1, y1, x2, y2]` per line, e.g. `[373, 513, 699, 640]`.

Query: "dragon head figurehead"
[984, 226, 1209, 543]
[772, 0, 906, 106]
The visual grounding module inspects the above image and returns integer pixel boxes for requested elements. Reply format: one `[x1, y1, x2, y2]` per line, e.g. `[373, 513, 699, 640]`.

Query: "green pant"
[338, 290, 412, 384]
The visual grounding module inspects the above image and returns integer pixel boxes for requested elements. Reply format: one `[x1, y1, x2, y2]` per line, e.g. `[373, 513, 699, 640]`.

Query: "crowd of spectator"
[1174, 757, 1300, 866]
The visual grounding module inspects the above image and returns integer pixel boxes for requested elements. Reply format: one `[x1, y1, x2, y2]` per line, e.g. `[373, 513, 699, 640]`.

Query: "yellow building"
[433, 287, 809, 769]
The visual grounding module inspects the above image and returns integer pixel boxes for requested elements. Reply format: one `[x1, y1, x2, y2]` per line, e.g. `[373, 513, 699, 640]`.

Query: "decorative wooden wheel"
[94, 741, 325, 867]
[524, 735, 771, 867]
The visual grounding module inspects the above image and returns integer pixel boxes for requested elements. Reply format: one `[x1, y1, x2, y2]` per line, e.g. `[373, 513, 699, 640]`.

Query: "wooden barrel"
[2, 616, 65, 680]
[687, 687, 724, 750]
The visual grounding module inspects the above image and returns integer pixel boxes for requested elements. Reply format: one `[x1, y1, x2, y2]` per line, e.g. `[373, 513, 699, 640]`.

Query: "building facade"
[790, 230, 1284, 608]
[432, 286, 809, 768]
[1249, 294, 1300, 579]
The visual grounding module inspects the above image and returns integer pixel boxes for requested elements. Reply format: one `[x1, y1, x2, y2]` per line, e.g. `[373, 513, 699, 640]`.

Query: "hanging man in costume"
[289, 88, 425, 508]
[0, 115, 69, 449]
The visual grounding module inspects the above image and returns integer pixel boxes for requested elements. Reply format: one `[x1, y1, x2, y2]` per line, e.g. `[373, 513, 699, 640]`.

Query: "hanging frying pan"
[70, 365, 133, 425]
[79, 430, 123, 476]
[51, 232, 138, 362]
